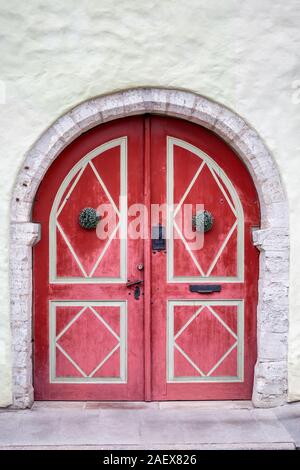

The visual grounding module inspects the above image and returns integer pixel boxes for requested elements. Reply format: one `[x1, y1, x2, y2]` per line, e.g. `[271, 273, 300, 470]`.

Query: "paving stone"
[0, 402, 296, 449]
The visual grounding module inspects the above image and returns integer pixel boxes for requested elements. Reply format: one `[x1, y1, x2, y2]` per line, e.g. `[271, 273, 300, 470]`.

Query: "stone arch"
[10, 88, 289, 408]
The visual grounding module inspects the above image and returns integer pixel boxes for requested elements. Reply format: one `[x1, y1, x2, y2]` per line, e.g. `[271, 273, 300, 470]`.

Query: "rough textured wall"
[0, 0, 300, 405]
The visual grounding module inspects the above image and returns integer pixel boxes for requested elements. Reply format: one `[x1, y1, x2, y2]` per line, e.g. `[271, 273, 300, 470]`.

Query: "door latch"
[126, 279, 143, 300]
[126, 280, 143, 287]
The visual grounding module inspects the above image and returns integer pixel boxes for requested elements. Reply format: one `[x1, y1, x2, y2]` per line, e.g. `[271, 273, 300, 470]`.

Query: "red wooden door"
[33, 115, 259, 401]
[150, 116, 259, 400]
[33, 117, 145, 400]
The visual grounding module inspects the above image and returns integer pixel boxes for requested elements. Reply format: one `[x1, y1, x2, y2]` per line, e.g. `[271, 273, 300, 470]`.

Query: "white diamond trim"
[167, 300, 244, 383]
[49, 137, 127, 283]
[89, 160, 121, 218]
[173, 160, 206, 218]
[50, 300, 127, 384]
[56, 158, 123, 279]
[205, 220, 238, 277]
[173, 220, 205, 276]
[206, 341, 238, 377]
[173, 304, 238, 377]
[56, 164, 87, 219]
[56, 306, 87, 341]
[56, 343, 87, 377]
[89, 306, 120, 341]
[174, 305, 205, 340]
[208, 165, 237, 217]
[174, 343, 206, 377]
[56, 220, 88, 277]
[207, 305, 238, 340]
[89, 344, 120, 378]
[55, 305, 121, 378]
[167, 137, 244, 283]
[88, 221, 120, 278]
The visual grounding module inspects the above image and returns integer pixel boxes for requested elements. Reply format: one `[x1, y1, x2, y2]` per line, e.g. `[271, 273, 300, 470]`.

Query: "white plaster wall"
[0, 0, 299, 405]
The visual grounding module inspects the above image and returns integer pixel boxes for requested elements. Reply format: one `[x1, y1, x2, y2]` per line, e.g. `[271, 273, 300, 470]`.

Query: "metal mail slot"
[189, 284, 222, 294]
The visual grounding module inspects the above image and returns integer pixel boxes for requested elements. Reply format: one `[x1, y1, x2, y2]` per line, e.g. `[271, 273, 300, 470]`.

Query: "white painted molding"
[49, 137, 127, 283]
[166, 136, 244, 282]
[9, 87, 289, 408]
[166, 300, 244, 383]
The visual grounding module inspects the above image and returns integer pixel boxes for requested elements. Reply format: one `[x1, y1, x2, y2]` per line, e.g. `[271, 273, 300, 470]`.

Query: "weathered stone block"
[252, 361, 288, 408]
[258, 331, 288, 361]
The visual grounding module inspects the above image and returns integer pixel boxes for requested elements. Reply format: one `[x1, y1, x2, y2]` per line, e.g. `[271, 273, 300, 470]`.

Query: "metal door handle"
[126, 280, 144, 287]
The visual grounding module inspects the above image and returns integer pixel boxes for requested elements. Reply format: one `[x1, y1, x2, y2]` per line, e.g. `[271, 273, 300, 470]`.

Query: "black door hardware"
[189, 284, 222, 294]
[134, 285, 141, 300]
[152, 224, 166, 251]
[126, 279, 144, 287]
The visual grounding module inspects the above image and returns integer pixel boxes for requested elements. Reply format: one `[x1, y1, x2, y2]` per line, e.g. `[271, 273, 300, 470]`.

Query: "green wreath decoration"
[79, 207, 100, 230]
[192, 210, 214, 233]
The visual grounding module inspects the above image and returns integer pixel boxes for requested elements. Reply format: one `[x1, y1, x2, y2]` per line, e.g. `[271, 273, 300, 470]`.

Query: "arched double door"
[33, 115, 259, 400]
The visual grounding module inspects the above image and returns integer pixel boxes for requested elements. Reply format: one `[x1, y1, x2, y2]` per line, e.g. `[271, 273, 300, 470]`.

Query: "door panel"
[52, 138, 127, 282]
[33, 117, 145, 400]
[168, 137, 243, 281]
[52, 301, 126, 383]
[150, 116, 259, 400]
[167, 300, 244, 382]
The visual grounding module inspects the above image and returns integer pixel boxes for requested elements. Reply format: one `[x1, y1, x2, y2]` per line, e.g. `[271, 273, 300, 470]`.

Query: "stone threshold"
[1, 401, 299, 450]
